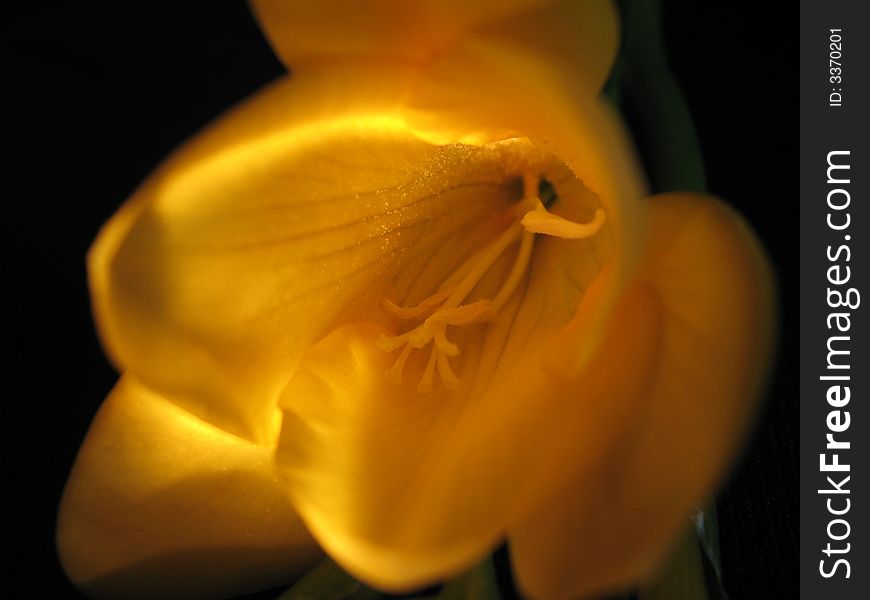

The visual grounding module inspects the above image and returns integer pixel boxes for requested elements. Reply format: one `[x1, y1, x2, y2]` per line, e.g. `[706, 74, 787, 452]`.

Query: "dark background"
[6, 2, 796, 598]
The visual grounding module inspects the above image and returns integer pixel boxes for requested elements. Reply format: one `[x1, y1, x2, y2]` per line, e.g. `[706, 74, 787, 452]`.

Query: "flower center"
[377, 174, 606, 393]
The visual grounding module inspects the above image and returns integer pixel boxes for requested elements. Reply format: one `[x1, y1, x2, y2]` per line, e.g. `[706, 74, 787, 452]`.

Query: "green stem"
[276, 558, 380, 600]
[637, 526, 709, 600]
[616, 0, 706, 193]
[435, 559, 501, 600]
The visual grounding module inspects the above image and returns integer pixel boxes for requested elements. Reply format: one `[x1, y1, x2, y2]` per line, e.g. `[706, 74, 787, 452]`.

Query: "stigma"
[377, 174, 606, 393]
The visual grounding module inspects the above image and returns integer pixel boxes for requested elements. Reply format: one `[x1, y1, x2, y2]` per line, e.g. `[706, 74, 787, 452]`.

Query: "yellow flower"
[58, 1, 775, 599]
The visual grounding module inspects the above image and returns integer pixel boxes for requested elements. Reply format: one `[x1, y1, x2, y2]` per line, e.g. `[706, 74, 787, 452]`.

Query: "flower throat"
[377, 174, 606, 393]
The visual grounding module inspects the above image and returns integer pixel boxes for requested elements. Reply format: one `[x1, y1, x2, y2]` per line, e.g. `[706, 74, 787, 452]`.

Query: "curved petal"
[265, 50, 648, 590]
[273, 201, 661, 590]
[251, 0, 618, 94]
[404, 42, 648, 364]
[89, 67, 415, 444]
[57, 376, 321, 600]
[509, 192, 775, 600]
[91, 66, 602, 443]
[93, 34, 646, 442]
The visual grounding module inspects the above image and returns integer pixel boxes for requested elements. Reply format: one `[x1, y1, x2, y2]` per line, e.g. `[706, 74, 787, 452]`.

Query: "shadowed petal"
[251, 0, 618, 94]
[509, 192, 775, 600]
[57, 376, 321, 600]
[273, 227, 663, 590]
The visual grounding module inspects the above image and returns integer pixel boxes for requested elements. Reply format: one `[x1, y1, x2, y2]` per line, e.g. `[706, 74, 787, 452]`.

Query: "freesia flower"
[58, 1, 774, 599]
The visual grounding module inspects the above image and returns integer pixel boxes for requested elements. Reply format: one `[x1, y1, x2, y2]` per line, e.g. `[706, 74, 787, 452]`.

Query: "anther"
[433, 329, 460, 357]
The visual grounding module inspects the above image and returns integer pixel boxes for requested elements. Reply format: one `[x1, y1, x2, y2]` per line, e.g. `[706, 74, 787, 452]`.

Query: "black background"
[6, 2, 796, 598]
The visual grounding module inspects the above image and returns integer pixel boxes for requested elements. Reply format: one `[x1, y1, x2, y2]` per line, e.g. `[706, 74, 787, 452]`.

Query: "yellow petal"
[509, 192, 775, 600]
[92, 41, 646, 442]
[273, 190, 657, 590]
[57, 376, 321, 600]
[404, 41, 648, 370]
[260, 56, 646, 582]
[251, 0, 618, 93]
[91, 66, 591, 443]
[89, 68, 410, 443]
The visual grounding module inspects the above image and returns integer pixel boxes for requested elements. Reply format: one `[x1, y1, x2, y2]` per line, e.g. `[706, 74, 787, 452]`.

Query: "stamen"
[434, 328, 460, 357]
[442, 222, 524, 310]
[426, 300, 495, 326]
[378, 174, 607, 393]
[386, 344, 413, 383]
[436, 351, 461, 391]
[376, 331, 412, 352]
[490, 229, 535, 312]
[437, 243, 490, 294]
[408, 324, 436, 349]
[383, 292, 449, 320]
[417, 349, 438, 394]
